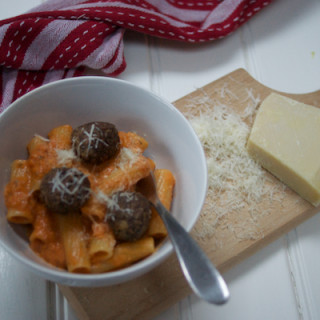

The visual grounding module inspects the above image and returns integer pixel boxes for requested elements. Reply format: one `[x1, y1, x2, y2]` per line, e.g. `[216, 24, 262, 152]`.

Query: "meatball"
[40, 167, 91, 214]
[106, 191, 152, 242]
[71, 122, 120, 165]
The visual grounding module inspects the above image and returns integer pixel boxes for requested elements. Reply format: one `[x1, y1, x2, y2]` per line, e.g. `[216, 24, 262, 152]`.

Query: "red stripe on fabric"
[121, 0, 157, 11]
[167, 0, 222, 10]
[62, 66, 85, 79]
[220, 0, 273, 32]
[0, 19, 51, 69]
[110, 57, 127, 76]
[41, 20, 114, 70]
[0, 71, 3, 108]
[102, 43, 126, 76]
[190, 0, 274, 41]
[74, 6, 203, 39]
[12, 70, 46, 101]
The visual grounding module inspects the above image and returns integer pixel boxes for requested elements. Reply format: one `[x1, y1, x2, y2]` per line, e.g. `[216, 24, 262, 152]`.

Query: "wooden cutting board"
[59, 68, 320, 320]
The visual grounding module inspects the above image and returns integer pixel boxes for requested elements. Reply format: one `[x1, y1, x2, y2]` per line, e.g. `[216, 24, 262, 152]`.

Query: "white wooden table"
[1, 0, 320, 319]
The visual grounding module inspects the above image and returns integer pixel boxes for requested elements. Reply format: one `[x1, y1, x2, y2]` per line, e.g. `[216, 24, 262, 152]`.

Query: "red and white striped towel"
[0, 0, 273, 111]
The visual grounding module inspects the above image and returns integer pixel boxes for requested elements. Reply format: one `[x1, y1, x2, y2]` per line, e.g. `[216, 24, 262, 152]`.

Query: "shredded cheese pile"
[56, 149, 77, 165]
[184, 87, 285, 241]
[117, 147, 140, 170]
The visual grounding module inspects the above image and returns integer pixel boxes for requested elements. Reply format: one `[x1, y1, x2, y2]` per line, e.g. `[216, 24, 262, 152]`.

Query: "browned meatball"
[40, 167, 91, 214]
[71, 122, 120, 165]
[106, 191, 152, 242]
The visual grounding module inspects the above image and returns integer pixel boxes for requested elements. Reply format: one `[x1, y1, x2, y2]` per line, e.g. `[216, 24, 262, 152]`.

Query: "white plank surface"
[1, 0, 320, 319]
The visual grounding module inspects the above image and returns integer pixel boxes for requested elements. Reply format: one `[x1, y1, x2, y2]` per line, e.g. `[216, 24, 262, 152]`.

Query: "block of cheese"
[247, 92, 320, 206]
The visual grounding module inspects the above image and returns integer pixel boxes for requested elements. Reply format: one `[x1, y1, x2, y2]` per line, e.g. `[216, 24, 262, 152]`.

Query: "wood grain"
[58, 68, 320, 320]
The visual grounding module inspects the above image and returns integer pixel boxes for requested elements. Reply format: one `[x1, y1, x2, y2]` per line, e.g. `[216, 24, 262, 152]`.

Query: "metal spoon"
[146, 172, 230, 305]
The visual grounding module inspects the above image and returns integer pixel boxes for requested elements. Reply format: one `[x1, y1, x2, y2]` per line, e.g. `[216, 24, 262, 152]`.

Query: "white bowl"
[0, 76, 207, 287]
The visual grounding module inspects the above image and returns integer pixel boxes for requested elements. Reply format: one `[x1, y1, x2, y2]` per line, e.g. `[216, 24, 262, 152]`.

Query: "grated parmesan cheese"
[34, 134, 50, 142]
[184, 87, 285, 241]
[116, 147, 140, 170]
[56, 148, 77, 165]
[96, 190, 120, 211]
[96, 190, 137, 218]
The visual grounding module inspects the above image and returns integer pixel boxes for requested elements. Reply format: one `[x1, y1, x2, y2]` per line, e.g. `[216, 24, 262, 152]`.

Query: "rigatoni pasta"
[147, 169, 175, 238]
[5, 160, 33, 224]
[90, 237, 155, 273]
[89, 221, 116, 263]
[29, 201, 66, 269]
[4, 121, 175, 273]
[57, 212, 91, 273]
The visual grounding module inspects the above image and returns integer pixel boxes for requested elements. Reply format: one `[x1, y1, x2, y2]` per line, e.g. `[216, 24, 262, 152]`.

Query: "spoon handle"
[154, 199, 230, 305]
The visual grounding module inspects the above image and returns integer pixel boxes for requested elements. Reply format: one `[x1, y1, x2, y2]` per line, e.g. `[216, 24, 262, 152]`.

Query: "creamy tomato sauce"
[4, 125, 154, 271]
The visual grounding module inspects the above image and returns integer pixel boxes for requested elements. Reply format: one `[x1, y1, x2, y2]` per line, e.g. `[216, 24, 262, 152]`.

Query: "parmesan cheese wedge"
[247, 92, 320, 206]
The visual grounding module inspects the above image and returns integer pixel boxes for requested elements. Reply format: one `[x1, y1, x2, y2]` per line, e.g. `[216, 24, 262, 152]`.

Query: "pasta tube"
[6, 208, 33, 225]
[30, 203, 66, 268]
[57, 212, 91, 273]
[119, 131, 149, 153]
[147, 169, 175, 238]
[89, 221, 116, 263]
[81, 196, 106, 221]
[27, 135, 49, 155]
[28, 137, 57, 181]
[5, 160, 33, 224]
[98, 154, 152, 195]
[48, 124, 73, 150]
[90, 237, 155, 273]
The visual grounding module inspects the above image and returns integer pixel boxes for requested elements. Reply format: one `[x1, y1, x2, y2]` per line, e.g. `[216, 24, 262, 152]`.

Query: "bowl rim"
[0, 76, 208, 286]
